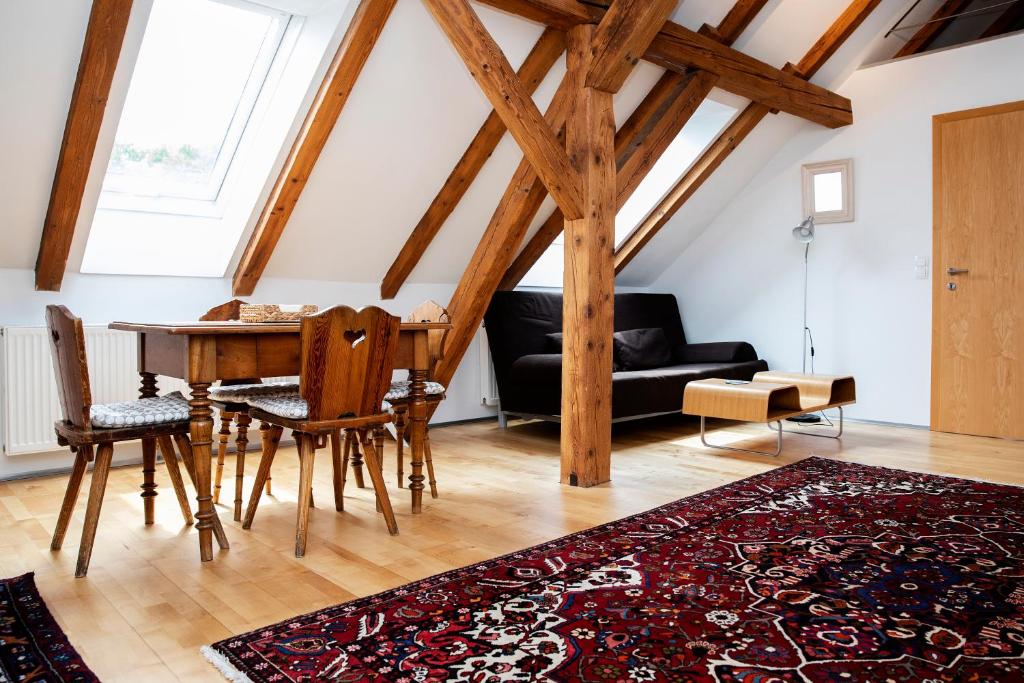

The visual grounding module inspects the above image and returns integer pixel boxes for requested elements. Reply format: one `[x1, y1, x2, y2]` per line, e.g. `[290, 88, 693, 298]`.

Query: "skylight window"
[100, 0, 289, 215]
[518, 97, 739, 288]
[80, 0, 342, 278]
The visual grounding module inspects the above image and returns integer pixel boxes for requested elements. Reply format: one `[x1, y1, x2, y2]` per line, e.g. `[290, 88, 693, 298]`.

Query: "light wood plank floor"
[2, 416, 1023, 681]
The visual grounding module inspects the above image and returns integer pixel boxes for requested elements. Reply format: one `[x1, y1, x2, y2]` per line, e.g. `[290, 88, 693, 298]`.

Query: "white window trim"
[802, 158, 854, 224]
[97, 1, 297, 219]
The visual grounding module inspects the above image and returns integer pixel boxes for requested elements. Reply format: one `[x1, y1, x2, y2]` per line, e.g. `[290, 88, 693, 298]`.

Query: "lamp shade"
[792, 216, 815, 244]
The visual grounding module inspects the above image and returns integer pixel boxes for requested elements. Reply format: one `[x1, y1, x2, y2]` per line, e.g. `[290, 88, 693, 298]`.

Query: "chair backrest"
[45, 305, 92, 429]
[407, 299, 450, 376]
[300, 306, 400, 421]
[200, 299, 247, 321]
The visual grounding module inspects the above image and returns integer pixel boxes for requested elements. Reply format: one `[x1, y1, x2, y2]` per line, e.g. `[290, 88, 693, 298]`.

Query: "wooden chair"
[203, 300, 297, 521]
[46, 305, 197, 577]
[242, 306, 401, 557]
[379, 300, 450, 496]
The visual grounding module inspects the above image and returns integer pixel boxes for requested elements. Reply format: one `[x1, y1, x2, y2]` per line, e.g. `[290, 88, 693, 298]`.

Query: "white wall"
[0, 266, 495, 478]
[650, 33, 1024, 426]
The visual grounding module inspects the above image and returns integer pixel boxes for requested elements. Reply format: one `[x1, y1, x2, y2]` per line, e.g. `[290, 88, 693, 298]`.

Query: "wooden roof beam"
[499, 2, 767, 290]
[379, 28, 564, 300]
[586, 0, 680, 93]
[232, 0, 397, 296]
[423, 0, 584, 219]
[478, 0, 853, 128]
[892, 0, 972, 58]
[615, 0, 882, 273]
[35, 0, 134, 292]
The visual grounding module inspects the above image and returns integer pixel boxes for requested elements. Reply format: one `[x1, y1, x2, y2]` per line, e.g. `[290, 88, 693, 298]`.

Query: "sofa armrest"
[674, 341, 758, 364]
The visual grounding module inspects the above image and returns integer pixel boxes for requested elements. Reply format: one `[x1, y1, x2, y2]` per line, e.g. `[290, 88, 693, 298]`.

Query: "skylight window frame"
[96, 0, 296, 219]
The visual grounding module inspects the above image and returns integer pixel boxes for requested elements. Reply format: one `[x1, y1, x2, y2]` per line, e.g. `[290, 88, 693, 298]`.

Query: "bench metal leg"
[700, 416, 783, 457]
[773, 406, 844, 439]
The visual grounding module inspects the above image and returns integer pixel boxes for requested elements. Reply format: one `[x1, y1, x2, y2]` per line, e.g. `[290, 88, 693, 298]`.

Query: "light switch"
[914, 256, 929, 280]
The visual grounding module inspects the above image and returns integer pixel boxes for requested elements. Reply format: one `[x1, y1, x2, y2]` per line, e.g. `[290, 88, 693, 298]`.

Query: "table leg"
[189, 383, 220, 561]
[407, 369, 427, 514]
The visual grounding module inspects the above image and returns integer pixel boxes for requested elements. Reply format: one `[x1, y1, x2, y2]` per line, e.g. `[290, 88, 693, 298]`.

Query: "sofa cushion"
[545, 332, 563, 352]
[613, 328, 673, 370]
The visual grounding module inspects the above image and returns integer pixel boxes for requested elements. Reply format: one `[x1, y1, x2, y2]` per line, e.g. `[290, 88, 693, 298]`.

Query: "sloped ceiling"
[2, 0, 914, 288]
[0, 0, 94, 270]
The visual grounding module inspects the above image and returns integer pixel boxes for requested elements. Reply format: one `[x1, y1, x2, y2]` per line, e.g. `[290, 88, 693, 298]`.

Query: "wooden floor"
[2, 415, 1023, 681]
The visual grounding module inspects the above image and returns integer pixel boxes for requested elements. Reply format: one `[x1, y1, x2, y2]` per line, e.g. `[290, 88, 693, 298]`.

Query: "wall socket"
[914, 256, 929, 280]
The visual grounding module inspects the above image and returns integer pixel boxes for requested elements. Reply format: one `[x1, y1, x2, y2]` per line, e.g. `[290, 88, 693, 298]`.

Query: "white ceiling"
[0, 0, 925, 289]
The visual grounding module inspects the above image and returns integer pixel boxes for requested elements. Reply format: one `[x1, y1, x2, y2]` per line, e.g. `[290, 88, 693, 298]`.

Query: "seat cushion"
[209, 381, 300, 402]
[384, 381, 445, 401]
[90, 392, 190, 429]
[248, 394, 392, 420]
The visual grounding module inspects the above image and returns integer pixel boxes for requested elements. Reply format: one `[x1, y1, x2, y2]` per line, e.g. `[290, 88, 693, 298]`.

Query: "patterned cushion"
[209, 381, 300, 402]
[248, 394, 392, 420]
[384, 381, 446, 401]
[90, 392, 190, 429]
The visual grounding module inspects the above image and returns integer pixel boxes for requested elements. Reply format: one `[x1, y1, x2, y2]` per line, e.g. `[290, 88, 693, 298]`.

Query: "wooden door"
[932, 100, 1024, 439]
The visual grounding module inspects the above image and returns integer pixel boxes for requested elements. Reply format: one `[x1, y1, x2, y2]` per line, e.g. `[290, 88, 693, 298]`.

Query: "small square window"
[802, 159, 853, 223]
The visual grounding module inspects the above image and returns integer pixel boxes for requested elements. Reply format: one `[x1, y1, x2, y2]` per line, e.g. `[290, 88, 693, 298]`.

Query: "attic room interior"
[2, 0, 1024, 681]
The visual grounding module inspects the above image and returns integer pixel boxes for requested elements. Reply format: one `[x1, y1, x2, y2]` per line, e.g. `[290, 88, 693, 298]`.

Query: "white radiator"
[1, 326, 144, 455]
[0, 325, 296, 456]
[478, 326, 500, 406]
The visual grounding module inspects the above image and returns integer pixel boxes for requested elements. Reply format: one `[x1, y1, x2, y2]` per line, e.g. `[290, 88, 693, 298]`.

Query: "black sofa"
[483, 291, 768, 424]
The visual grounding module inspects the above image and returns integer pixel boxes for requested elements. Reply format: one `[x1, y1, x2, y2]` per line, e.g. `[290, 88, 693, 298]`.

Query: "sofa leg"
[497, 410, 508, 429]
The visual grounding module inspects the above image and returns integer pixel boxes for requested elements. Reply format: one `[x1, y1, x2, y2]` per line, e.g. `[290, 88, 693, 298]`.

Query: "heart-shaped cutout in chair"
[344, 328, 366, 348]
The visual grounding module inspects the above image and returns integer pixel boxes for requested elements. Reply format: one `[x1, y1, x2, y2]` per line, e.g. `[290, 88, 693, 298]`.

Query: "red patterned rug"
[0, 572, 98, 682]
[205, 457, 1024, 682]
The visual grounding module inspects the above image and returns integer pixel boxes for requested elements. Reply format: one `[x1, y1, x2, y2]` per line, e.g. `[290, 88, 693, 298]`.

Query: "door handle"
[946, 267, 969, 275]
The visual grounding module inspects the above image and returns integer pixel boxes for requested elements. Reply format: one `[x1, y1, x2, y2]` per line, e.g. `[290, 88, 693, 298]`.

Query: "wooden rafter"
[892, 0, 972, 58]
[980, 0, 1024, 38]
[499, 4, 763, 290]
[423, 0, 584, 219]
[477, 0, 853, 129]
[35, 0, 134, 292]
[379, 28, 565, 300]
[232, 0, 397, 296]
[585, 0, 680, 93]
[499, 70, 715, 289]
[615, 0, 882, 273]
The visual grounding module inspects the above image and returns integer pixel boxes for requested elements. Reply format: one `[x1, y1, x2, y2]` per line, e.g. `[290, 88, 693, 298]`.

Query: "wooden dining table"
[109, 319, 451, 563]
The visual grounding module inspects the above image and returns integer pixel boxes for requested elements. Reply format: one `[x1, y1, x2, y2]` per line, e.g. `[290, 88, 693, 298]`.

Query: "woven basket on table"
[238, 304, 319, 323]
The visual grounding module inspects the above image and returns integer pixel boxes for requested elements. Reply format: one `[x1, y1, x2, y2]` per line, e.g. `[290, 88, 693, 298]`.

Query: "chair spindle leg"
[234, 413, 251, 522]
[214, 412, 233, 504]
[141, 438, 157, 525]
[348, 430, 365, 488]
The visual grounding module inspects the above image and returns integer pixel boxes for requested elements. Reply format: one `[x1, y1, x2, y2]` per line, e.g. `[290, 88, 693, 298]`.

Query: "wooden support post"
[560, 24, 615, 487]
